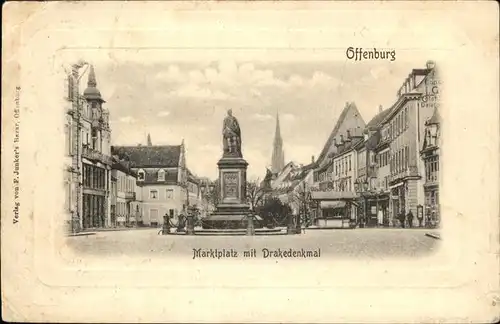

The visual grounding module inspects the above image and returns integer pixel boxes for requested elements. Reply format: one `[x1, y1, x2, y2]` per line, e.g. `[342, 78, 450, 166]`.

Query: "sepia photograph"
[63, 57, 442, 259]
[2, 1, 498, 323]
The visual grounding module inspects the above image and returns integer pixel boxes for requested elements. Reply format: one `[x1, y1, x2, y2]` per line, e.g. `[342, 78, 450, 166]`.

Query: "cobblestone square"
[66, 228, 440, 259]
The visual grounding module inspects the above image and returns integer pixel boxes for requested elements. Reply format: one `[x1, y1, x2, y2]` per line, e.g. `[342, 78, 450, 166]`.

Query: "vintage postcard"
[2, 1, 499, 322]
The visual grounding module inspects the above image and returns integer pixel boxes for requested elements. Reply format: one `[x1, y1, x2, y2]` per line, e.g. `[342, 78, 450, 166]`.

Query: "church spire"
[147, 133, 152, 146]
[271, 111, 285, 173]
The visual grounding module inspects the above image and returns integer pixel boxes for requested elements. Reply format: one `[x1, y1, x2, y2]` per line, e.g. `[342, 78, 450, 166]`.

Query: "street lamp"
[363, 180, 369, 191]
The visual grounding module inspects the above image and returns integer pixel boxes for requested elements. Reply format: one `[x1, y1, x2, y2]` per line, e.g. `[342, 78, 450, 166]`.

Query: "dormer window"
[158, 169, 165, 181]
[137, 169, 145, 181]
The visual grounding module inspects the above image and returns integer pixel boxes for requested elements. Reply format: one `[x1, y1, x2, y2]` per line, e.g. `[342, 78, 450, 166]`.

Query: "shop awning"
[310, 191, 358, 201]
[320, 201, 346, 209]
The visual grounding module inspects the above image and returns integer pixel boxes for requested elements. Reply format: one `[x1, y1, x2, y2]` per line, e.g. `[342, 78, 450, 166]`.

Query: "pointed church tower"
[147, 133, 152, 146]
[271, 112, 285, 173]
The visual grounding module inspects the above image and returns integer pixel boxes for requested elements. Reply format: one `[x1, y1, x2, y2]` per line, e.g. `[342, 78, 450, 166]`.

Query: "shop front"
[310, 191, 359, 229]
[358, 191, 390, 227]
[390, 182, 406, 227]
[424, 184, 440, 227]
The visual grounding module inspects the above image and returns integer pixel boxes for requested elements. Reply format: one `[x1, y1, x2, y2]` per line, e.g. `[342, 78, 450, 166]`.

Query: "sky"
[85, 58, 426, 180]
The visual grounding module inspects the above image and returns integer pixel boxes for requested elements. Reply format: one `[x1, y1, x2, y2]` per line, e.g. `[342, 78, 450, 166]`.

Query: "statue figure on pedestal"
[222, 109, 242, 157]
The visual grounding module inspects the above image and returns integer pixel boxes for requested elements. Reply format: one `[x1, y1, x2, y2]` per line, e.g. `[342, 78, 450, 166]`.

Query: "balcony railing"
[389, 166, 420, 183]
[82, 146, 113, 165]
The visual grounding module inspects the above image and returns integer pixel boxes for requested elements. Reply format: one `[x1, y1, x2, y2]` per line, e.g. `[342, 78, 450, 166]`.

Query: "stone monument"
[202, 109, 251, 229]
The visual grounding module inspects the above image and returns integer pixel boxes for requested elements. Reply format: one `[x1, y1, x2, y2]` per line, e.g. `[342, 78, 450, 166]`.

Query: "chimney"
[379, 105, 383, 113]
[338, 135, 345, 151]
[346, 129, 351, 139]
[344, 133, 352, 149]
[333, 138, 338, 147]
[426, 60, 435, 69]
[311, 155, 315, 163]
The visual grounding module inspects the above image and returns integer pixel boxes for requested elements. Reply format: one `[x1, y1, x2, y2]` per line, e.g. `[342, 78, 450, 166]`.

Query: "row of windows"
[112, 202, 130, 217]
[390, 146, 410, 175]
[334, 177, 352, 192]
[335, 155, 352, 176]
[382, 107, 409, 141]
[117, 175, 135, 193]
[82, 194, 106, 228]
[425, 190, 439, 207]
[377, 151, 390, 167]
[64, 124, 109, 156]
[137, 169, 171, 182]
[425, 156, 439, 182]
[83, 164, 107, 189]
[149, 189, 175, 200]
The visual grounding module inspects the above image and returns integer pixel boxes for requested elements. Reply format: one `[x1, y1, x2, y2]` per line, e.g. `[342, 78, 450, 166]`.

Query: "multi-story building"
[80, 66, 113, 229]
[420, 108, 441, 227]
[64, 66, 78, 233]
[112, 138, 204, 227]
[373, 116, 392, 225]
[313, 130, 362, 227]
[110, 157, 138, 227]
[331, 131, 360, 194]
[354, 105, 393, 227]
[381, 61, 439, 227]
[314, 101, 366, 171]
[310, 102, 365, 228]
[64, 63, 113, 232]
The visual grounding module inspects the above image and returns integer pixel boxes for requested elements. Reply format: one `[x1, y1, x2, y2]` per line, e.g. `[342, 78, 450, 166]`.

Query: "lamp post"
[359, 179, 368, 228]
[295, 181, 307, 234]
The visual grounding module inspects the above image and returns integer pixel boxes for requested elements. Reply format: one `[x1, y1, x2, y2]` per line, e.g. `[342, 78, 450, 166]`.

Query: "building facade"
[64, 63, 113, 232]
[314, 102, 366, 170]
[80, 66, 113, 229]
[382, 61, 439, 227]
[110, 157, 138, 227]
[420, 109, 441, 227]
[112, 139, 206, 227]
[310, 102, 366, 228]
[354, 106, 393, 227]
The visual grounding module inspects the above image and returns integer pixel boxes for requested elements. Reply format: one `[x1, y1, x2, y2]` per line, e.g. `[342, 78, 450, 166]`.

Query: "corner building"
[383, 61, 439, 226]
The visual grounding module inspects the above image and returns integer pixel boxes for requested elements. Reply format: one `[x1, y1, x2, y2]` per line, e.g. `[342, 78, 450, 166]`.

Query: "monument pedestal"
[202, 157, 252, 229]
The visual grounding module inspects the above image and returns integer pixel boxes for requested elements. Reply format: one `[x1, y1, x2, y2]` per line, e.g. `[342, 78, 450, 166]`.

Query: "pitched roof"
[140, 169, 179, 185]
[111, 145, 181, 168]
[366, 108, 393, 130]
[317, 102, 365, 164]
[187, 169, 200, 184]
[111, 156, 137, 177]
[426, 108, 441, 125]
[365, 131, 382, 151]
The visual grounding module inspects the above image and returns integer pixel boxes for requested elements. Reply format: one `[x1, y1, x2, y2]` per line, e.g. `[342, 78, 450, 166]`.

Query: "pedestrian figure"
[377, 208, 384, 227]
[407, 210, 414, 228]
[425, 211, 432, 228]
[399, 211, 406, 228]
[417, 210, 424, 228]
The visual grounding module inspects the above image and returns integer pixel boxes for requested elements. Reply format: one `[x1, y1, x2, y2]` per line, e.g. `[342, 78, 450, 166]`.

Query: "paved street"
[66, 228, 440, 259]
